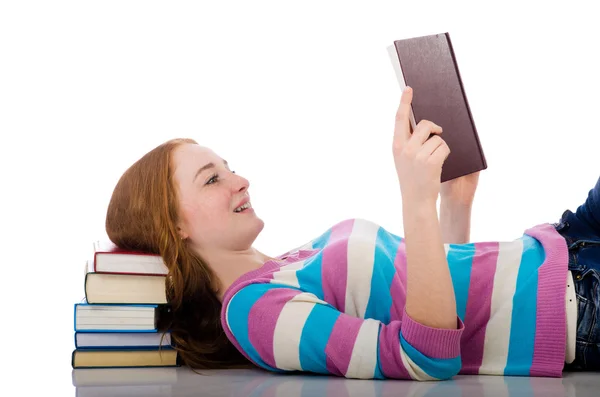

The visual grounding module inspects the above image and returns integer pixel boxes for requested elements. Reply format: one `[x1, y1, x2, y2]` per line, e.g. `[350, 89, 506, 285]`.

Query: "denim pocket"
[576, 291, 595, 343]
[568, 240, 600, 250]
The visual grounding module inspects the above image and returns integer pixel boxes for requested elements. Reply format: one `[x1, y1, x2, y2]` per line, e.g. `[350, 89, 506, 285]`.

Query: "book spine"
[73, 334, 173, 350]
[71, 347, 179, 369]
[388, 43, 417, 131]
[445, 32, 487, 168]
[74, 303, 78, 332]
[76, 303, 160, 308]
[84, 272, 91, 303]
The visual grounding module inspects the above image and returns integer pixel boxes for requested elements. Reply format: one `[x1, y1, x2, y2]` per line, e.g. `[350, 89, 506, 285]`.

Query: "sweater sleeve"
[223, 283, 465, 381]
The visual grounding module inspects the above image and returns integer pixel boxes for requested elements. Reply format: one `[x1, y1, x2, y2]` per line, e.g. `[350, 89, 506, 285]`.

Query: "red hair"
[105, 138, 251, 369]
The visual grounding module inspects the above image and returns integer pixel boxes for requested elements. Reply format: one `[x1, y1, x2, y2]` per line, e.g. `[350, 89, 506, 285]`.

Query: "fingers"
[420, 135, 445, 156]
[406, 120, 443, 152]
[417, 133, 451, 167]
[393, 86, 413, 144]
[428, 138, 451, 165]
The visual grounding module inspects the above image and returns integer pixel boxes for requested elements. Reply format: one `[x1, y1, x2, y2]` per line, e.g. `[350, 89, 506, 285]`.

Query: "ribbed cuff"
[525, 223, 569, 377]
[401, 307, 464, 359]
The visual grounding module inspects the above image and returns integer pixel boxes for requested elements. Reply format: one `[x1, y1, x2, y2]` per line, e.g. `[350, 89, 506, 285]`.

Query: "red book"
[93, 240, 168, 276]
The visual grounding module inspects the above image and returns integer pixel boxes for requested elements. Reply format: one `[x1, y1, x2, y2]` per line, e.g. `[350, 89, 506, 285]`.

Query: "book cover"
[93, 240, 168, 276]
[74, 303, 172, 332]
[74, 331, 172, 349]
[71, 348, 179, 369]
[387, 32, 487, 182]
[84, 273, 168, 304]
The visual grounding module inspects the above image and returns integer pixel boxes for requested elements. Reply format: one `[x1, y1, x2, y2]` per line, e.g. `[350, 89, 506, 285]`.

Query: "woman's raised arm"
[393, 87, 458, 330]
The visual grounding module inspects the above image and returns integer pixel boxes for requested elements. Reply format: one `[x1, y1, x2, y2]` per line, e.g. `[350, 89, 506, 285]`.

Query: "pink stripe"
[389, 239, 407, 321]
[321, 219, 355, 311]
[460, 241, 499, 374]
[378, 321, 411, 379]
[525, 223, 569, 377]
[247, 288, 302, 368]
[324, 313, 362, 376]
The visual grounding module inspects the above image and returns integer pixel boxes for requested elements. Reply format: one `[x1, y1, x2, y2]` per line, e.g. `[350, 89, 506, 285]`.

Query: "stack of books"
[71, 241, 179, 369]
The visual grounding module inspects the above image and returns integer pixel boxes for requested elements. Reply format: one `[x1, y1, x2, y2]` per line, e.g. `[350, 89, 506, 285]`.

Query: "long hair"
[105, 138, 251, 369]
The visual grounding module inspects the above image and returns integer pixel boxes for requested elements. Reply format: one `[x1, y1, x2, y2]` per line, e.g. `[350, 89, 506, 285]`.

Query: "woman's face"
[172, 143, 265, 252]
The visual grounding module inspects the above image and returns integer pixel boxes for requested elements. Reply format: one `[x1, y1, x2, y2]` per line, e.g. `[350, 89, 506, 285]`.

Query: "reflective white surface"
[68, 366, 599, 397]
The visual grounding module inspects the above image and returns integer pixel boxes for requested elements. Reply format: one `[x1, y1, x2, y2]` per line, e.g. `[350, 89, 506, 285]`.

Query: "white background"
[1, 0, 599, 392]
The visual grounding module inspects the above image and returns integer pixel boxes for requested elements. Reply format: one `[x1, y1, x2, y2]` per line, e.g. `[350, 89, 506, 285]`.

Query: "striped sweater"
[220, 218, 569, 380]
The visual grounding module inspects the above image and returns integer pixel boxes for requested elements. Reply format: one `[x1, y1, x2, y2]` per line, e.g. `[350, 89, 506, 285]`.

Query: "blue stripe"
[227, 284, 289, 373]
[310, 228, 331, 250]
[296, 229, 331, 300]
[505, 236, 542, 375]
[446, 243, 475, 322]
[400, 334, 461, 380]
[298, 303, 340, 374]
[364, 229, 401, 323]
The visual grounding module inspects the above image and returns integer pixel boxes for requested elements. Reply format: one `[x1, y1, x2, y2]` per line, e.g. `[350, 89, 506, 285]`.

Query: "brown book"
[71, 348, 178, 368]
[387, 32, 487, 182]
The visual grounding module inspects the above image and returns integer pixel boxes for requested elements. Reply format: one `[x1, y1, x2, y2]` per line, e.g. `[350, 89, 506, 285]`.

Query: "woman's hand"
[440, 171, 480, 207]
[393, 86, 451, 206]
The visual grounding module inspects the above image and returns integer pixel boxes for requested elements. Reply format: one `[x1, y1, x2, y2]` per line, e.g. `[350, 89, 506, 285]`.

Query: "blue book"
[75, 331, 173, 349]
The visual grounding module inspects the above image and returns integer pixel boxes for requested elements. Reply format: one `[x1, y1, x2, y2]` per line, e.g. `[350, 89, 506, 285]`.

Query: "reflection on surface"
[73, 367, 178, 397]
[72, 367, 591, 397]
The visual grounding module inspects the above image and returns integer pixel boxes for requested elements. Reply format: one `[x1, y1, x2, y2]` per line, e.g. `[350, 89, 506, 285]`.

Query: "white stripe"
[398, 343, 438, 381]
[272, 292, 322, 371]
[345, 319, 380, 379]
[224, 291, 238, 331]
[479, 239, 524, 374]
[344, 219, 379, 317]
[299, 241, 314, 250]
[270, 261, 305, 288]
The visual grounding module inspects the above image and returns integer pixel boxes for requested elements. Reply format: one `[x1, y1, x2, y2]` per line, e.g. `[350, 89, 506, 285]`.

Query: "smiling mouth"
[234, 202, 252, 213]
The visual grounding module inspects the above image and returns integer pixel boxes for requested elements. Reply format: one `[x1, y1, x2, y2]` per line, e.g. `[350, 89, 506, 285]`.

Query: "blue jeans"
[553, 176, 600, 370]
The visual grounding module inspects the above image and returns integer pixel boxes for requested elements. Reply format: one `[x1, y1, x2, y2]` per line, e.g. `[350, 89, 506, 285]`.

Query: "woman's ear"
[177, 225, 189, 241]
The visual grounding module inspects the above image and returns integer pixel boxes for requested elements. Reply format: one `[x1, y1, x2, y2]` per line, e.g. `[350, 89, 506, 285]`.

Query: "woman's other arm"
[440, 200, 473, 244]
[439, 170, 480, 244]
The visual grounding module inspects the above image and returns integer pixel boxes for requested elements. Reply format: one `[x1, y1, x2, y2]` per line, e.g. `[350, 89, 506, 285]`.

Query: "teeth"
[235, 202, 251, 212]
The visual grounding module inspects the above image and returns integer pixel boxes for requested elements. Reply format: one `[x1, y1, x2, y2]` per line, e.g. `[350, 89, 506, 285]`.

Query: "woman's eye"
[207, 170, 235, 185]
[207, 174, 219, 185]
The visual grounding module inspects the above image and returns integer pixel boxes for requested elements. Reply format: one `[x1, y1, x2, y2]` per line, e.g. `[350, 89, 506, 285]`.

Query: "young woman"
[105, 87, 600, 380]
